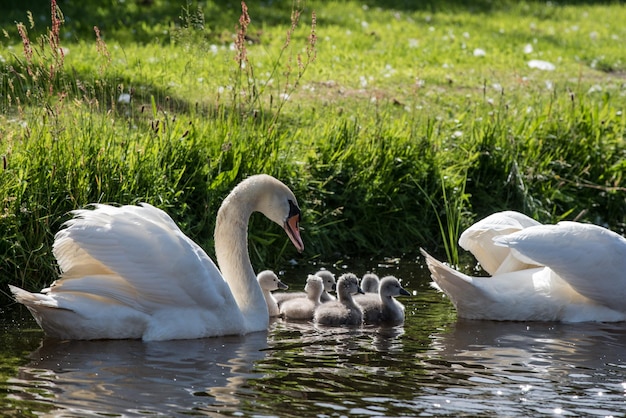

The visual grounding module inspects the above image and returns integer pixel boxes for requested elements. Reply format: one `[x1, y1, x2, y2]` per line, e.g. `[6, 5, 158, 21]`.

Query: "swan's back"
[459, 211, 542, 275]
[495, 221, 626, 312]
[280, 275, 323, 320]
[359, 276, 410, 325]
[314, 273, 363, 326]
[421, 248, 626, 322]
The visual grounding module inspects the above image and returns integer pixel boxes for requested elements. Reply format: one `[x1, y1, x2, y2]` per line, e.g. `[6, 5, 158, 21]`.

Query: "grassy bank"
[1, 1, 625, 302]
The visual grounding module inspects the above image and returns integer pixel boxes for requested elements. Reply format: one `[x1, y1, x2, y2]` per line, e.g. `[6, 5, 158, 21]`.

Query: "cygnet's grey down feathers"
[357, 276, 410, 325]
[274, 270, 336, 306]
[280, 275, 324, 320]
[257, 270, 288, 317]
[314, 273, 364, 326]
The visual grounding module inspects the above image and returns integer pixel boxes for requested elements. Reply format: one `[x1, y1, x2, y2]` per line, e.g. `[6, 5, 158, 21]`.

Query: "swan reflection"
[418, 320, 626, 416]
[15, 332, 268, 416]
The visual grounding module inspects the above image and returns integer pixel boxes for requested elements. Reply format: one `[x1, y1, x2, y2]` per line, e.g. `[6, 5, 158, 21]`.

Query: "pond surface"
[2, 259, 626, 417]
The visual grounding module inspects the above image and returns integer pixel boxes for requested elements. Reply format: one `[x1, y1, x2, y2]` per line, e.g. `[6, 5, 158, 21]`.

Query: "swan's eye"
[287, 200, 300, 222]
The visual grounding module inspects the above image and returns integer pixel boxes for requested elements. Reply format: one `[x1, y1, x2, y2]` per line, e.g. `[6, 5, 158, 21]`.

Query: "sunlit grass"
[0, 1, 625, 299]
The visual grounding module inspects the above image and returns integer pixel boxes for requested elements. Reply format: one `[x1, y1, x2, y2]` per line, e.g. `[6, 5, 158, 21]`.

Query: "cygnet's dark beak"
[357, 286, 365, 295]
[400, 288, 411, 296]
[278, 280, 289, 290]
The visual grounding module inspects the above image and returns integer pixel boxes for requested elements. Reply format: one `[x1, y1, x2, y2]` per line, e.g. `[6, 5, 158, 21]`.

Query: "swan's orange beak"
[284, 214, 304, 253]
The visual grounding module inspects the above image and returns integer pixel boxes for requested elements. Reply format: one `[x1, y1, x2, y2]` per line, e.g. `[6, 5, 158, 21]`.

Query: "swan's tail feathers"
[9, 285, 62, 309]
[420, 249, 486, 310]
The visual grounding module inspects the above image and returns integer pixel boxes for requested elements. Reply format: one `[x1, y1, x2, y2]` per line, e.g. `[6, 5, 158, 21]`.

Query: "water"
[2, 260, 626, 417]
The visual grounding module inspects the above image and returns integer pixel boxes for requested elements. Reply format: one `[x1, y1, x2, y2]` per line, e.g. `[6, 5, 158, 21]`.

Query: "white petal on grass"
[524, 44, 533, 54]
[473, 48, 486, 57]
[587, 84, 602, 94]
[528, 59, 555, 71]
[117, 93, 131, 104]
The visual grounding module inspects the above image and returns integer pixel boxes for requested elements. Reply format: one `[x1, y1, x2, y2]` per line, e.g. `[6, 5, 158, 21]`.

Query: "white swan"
[358, 276, 410, 325]
[274, 270, 336, 305]
[422, 211, 626, 322]
[9, 174, 304, 340]
[279, 275, 323, 320]
[314, 273, 364, 326]
[257, 270, 289, 318]
[457, 210, 541, 275]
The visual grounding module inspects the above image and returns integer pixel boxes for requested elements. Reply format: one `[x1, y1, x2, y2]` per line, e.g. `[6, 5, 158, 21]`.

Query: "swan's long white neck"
[214, 188, 269, 331]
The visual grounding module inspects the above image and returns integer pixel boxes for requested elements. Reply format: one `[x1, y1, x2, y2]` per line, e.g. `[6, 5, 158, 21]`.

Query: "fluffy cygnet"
[358, 276, 410, 325]
[280, 275, 324, 320]
[361, 273, 380, 293]
[274, 270, 337, 305]
[257, 270, 289, 317]
[314, 273, 364, 326]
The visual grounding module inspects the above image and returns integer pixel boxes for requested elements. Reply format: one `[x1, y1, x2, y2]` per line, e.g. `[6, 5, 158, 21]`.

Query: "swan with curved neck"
[9, 174, 304, 340]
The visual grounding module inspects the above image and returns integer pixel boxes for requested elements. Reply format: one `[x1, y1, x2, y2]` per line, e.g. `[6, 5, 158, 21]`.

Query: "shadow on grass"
[1, 0, 617, 46]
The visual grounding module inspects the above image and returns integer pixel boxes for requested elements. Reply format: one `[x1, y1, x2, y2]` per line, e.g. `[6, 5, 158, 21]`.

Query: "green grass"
[1, 0, 625, 303]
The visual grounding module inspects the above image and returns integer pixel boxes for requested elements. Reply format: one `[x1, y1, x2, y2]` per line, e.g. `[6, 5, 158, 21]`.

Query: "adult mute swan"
[9, 174, 304, 340]
[257, 270, 289, 318]
[422, 211, 626, 322]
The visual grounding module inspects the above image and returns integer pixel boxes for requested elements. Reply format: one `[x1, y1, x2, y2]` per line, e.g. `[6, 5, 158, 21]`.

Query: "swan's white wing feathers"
[421, 249, 608, 321]
[494, 221, 626, 311]
[52, 204, 233, 311]
[459, 211, 542, 275]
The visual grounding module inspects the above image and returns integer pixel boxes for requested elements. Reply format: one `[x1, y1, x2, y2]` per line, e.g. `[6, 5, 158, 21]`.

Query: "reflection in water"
[3, 261, 626, 416]
[10, 332, 268, 416]
[419, 320, 626, 416]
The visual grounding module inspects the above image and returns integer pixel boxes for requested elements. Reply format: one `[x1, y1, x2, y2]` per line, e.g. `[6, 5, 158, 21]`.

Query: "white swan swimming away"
[274, 270, 336, 305]
[314, 273, 364, 326]
[357, 276, 410, 325]
[9, 174, 304, 340]
[360, 273, 380, 293]
[423, 211, 626, 322]
[257, 270, 289, 318]
[279, 275, 324, 320]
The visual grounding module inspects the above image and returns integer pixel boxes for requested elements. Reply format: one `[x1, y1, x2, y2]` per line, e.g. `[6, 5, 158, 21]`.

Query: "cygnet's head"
[379, 276, 411, 298]
[336, 273, 364, 299]
[257, 270, 289, 291]
[304, 275, 324, 300]
[314, 270, 337, 292]
[361, 273, 380, 293]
